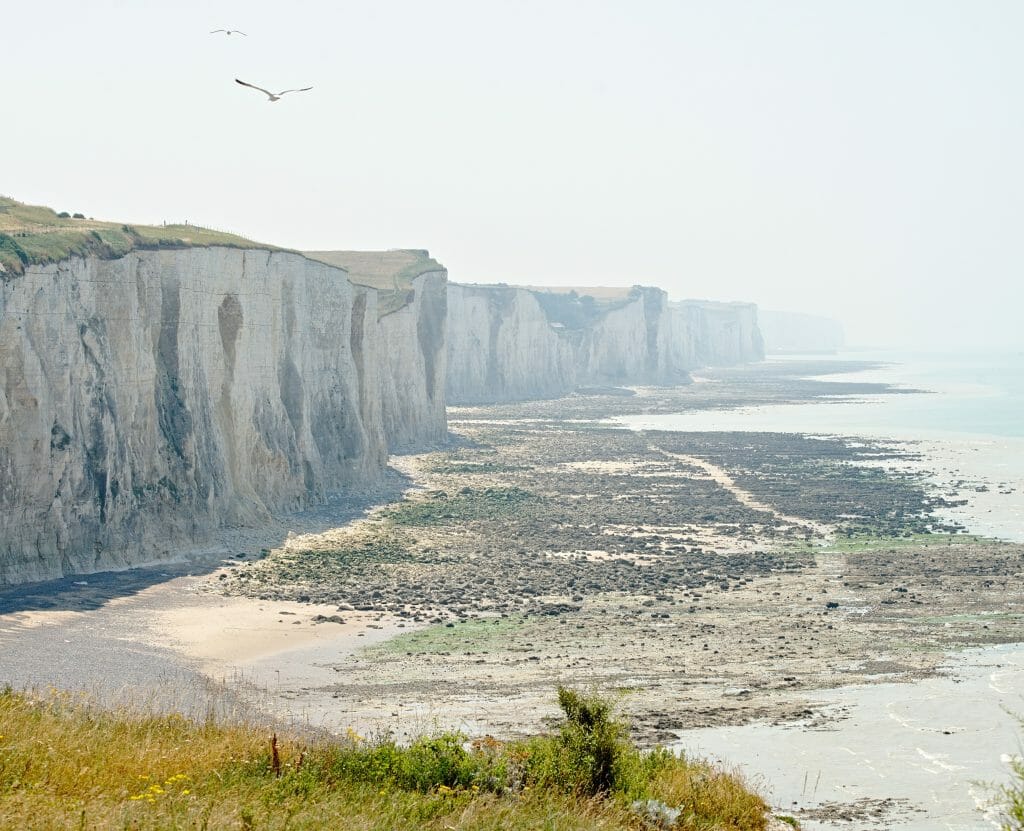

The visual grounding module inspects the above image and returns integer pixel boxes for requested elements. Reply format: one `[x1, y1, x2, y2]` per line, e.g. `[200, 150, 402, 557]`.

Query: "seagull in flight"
[211, 28, 247, 36]
[235, 78, 313, 102]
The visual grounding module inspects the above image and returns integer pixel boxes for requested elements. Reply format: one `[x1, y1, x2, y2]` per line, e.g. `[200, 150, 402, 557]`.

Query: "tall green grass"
[0, 197, 279, 276]
[0, 685, 773, 830]
[998, 749, 1024, 830]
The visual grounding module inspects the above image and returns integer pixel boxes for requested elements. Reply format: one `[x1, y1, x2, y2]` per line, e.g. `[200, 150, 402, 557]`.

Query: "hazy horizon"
[5, 0, 1021, 350]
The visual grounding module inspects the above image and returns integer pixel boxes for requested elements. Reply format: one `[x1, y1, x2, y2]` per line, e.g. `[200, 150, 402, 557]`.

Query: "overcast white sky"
[4, 0, 1022, 349]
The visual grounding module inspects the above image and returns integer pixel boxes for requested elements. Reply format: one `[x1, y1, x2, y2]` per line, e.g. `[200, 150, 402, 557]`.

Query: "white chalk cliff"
[446, 285, 763, 404]
[0, 247, 445, 584]
[670, 300, 764, 369]
[304, 250, 448, 452]
[1, 244, 763, 585]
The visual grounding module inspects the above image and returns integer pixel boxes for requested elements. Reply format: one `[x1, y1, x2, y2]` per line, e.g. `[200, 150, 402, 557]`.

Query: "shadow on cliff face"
[0, 467, 413, 615]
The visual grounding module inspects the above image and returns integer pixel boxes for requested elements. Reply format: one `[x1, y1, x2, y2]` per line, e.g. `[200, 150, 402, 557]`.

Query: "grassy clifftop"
[0, 197, 445, 323]
[305, 249, 444, 291]
[0, 197, 281, 277]
[306, 249, 446, 316]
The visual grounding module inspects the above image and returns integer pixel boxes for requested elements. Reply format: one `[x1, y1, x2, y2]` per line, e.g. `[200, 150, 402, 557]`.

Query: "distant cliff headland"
[0, 197, 763, 584]
[759, 309, 845, 354]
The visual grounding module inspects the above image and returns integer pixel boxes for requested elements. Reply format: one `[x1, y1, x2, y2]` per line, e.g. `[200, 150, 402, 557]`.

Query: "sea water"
[676, 645, 1024, 831]
[617, 350, 1024, 542]
[616, 351, 1024, 829]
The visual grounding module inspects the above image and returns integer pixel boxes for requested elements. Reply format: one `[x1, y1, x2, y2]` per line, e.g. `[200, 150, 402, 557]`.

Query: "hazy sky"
[5, 1, 1022, 349]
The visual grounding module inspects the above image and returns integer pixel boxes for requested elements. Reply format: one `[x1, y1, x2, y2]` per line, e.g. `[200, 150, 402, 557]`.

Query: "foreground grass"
[998, 733, 1024, 831]
[0, 686, 772, 830]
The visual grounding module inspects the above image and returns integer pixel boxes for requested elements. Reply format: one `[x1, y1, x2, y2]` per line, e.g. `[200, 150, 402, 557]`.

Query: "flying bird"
[235, 78, 313, 102]
[211, 28, 247, 36]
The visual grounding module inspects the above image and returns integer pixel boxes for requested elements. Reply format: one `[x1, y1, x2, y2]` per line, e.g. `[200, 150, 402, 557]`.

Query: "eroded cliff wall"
[376, 271, 448, 450]
[303, 250, 449, 451]
[671, 300, 764, 368]
[445, 284, 577, 404]
[446, 285, 761, 404]
[0, 248, 395, 584]
[573, 286, 689, 385]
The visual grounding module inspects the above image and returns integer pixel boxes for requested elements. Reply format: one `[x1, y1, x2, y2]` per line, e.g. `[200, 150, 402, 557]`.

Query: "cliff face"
[446, 285, 762, 404]
[671, 301, 764, 369]
[303, 250, 449, 451]
[445, 284, 576, 404]
[375, 271, 448, 450]
[0, 248, 402, 584]
[759, 309, 845, 354]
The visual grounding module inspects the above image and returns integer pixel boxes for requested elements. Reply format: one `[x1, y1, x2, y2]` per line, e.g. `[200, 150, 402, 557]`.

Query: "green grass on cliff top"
[0, 196, 281, 276]
[305, 249, 445, 316]
[0, 198, 442, 319]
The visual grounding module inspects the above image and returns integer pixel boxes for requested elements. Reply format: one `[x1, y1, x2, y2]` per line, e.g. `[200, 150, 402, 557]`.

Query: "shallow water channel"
[672, 644, 1024, 830]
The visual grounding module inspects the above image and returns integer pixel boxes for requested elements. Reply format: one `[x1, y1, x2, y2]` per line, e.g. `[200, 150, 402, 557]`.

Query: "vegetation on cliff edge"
[0, 685, 774, 830]
[0, 196, 282, 276]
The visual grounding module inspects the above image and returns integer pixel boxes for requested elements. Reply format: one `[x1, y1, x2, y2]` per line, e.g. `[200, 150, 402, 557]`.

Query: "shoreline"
[2, 357, 1022, 828]
[673, 642, 1024, 830]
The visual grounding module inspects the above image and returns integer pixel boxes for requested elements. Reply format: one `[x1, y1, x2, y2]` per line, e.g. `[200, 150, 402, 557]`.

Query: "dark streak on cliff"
[416, 274, 447, 404]
[155, 277, 193, 464]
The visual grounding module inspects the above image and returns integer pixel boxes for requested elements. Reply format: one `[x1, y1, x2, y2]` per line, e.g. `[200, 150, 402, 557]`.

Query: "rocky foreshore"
[213, 360, 1023, 743]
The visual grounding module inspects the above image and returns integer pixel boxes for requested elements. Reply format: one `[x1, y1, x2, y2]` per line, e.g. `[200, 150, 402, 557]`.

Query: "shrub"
[555, 686, 628, 795]
[400, 734, 476, 790]
[72, 212, 85, 219]
[57, 211, 70, 218]
[512, 687, 650, 798]
[1000, 754, 1024, 830]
